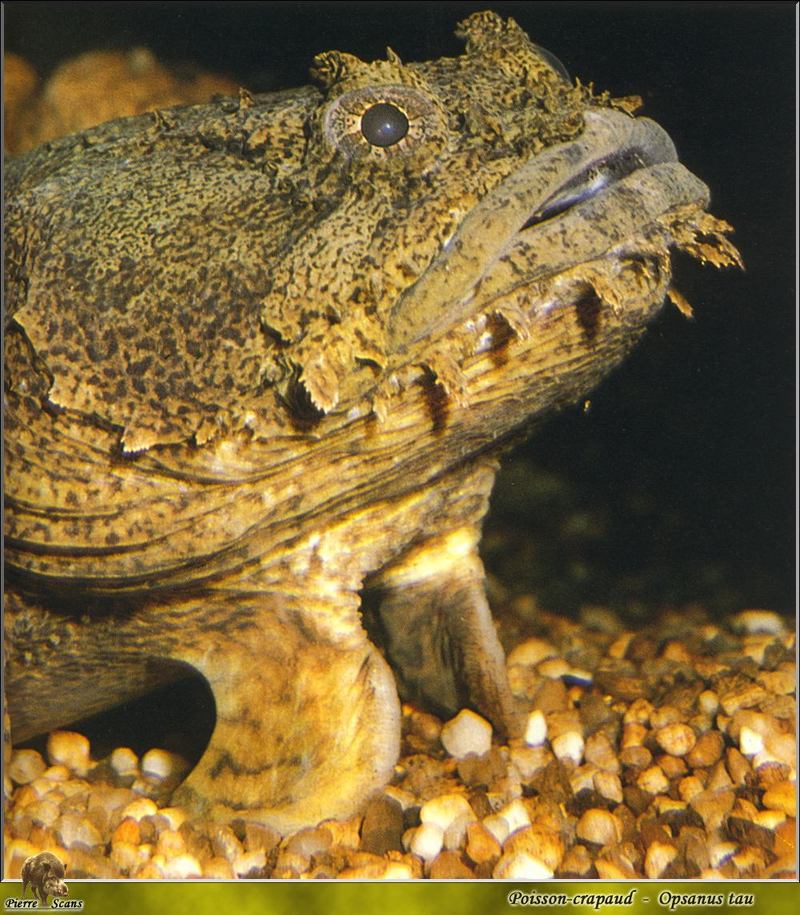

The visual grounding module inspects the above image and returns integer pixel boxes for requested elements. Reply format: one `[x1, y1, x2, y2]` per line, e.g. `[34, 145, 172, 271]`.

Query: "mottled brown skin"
[3, 13, 740, 833]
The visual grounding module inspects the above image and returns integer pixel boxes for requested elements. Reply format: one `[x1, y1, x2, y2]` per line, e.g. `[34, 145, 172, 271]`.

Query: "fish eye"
[360, 102, 410, 148]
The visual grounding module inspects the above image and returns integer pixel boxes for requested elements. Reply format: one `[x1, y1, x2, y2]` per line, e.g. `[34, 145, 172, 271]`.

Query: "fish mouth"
[388, 108, 710, 352]
[520, 147, 658, 231]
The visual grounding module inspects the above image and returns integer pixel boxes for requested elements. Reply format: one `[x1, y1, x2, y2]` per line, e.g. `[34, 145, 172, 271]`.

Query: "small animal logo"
[21, 851, 68, 907]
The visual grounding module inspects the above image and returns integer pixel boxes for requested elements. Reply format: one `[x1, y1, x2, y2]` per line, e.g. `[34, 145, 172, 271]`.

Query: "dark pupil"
[360, 103, 409, 148]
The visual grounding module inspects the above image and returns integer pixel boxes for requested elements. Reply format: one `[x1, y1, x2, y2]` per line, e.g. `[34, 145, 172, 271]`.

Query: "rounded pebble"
[637, 765, 670, 795]
[507, 638, 556, 667]
[731, 610, 786, 635]
[493, 851, 553, 879]
[440, 710, 492, 759]
[55, 812, 104, 849]
[8, 749, 47, 785]
[409, 822, 444, 863]
[551, 731, 584, 765]
[576, 808, 621, 846]
[160, 854, 202, 879]
[465, 821, 501, 864]
[482, 813, 510, 845]
[497, 798, 531, 834]
[537, 658, 571, 679]
[523, 710, 547, 747]
[655, 723, 696, 757]
[420, 793, 474, 831]
[141, 748, 187, 782]
[739, 726, 765, 756]
[47, 732, 91, 776]
[120, 797, 158, 821]
[110, 747, 138, 778]
[762, 781, 796, 817]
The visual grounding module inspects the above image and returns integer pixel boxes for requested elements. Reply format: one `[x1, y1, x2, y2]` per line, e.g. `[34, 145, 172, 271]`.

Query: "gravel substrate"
[3, 604, 795, 880]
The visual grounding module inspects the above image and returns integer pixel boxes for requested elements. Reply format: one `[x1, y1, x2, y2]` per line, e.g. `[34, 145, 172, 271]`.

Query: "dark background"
[4, 2, 796, 618]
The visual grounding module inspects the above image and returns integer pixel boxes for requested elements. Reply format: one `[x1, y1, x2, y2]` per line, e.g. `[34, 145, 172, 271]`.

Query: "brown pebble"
[657, 755, 688, 780]
[689, 787, 735, 830]
[457, 746, 507, 787]
[111, 816, 140, 846]
[621, 722, 648, 749]
[409, 710, 443, 745]
[584, 732, 620, 773]
[503, 825, 564, 872]
[686, 730, 724, 768]
[360, 795, 404, 856]
[774, 819, 797, 859]
[464, 821, 500, 865]
[531, 677, 568, 713]
[644, 840, 678, 878]
[429, 850, 473, 879]
[594, 852, 638, 879]
[726, 816, 775, 851]
[575, 808, 621, 846]
[559, 843, 595, 877]
[619, 747, 653, 769]
[724, 747, 753, 785]
[762, 780, 796, 816]
[239, 822, 278, 855]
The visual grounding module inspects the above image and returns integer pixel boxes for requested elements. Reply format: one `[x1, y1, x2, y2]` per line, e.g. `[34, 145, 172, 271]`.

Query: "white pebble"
[110, 747, 139, 777]
[420, 793, 474, 831]
[738, 726, 765, 756]
[47, 731, 91, 776]
[493, 851, 554, 879]
[8, 749, 46, 785]
[409, 822, 444, 862]
[698, 690, 720, 715]
[498, 798, 531, 835]
[382, 862, 414, 879]
[440, 709, 492, 759]
[443, 813, 472, 851]
[483, 813, 510, 845]
[161, 854, 203, 879]
[120, 797, 158, 821]
[552, 731, 584, 765]
[141, 748, 186, 782]
[523, 710, 547, 747]
[731, 610, 786, 635]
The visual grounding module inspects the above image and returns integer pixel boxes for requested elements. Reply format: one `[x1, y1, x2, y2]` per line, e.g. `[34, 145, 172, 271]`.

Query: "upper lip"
[520, 147, 652, 230]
